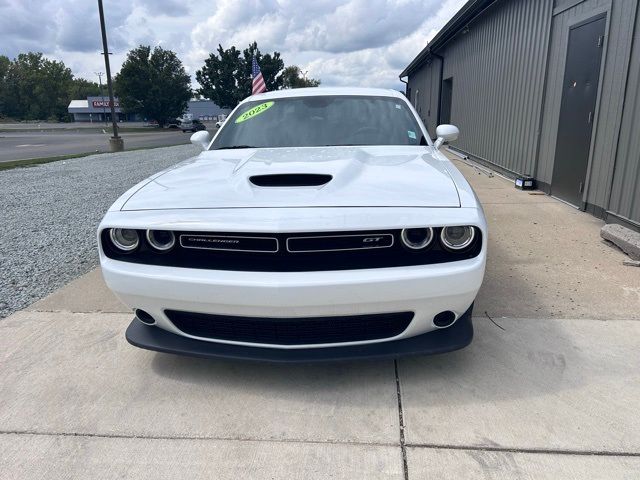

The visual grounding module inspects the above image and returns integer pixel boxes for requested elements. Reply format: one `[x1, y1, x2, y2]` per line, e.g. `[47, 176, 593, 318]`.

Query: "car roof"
[241, 87, 406, 104]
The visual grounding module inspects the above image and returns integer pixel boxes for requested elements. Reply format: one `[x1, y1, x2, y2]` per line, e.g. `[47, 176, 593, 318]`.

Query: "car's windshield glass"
[211, 95, 426, 149]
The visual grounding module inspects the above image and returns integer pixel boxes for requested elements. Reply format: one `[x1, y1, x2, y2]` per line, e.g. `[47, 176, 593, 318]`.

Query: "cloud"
[0, 0, 466, 91]
[0, 0, 57, 57]
[188, 0, 467, 89]
[137, 0, 190, 17]
[289, 0, 431, 53]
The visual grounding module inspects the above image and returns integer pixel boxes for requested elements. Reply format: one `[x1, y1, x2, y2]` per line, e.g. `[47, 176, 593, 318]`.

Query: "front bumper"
[101, 253, 485, 350]
[125, 304, 474, 362]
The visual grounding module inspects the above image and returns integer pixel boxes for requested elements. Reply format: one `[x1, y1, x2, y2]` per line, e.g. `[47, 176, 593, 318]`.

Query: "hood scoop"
[249, 173, 333, 187]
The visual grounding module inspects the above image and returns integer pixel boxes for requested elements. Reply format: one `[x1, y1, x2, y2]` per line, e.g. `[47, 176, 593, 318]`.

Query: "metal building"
[186, 100, 230, 121]
[67, 97, 138, 122]
[401, 0, 640, 231]
[68, 98, 229, 123]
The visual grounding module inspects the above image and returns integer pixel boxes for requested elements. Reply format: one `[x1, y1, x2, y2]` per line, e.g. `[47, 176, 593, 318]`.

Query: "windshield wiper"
[214, 145, 256, 150]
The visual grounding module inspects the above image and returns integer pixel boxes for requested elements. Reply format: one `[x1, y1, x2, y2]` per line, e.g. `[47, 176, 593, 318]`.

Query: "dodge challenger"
[98, 87, 487, 361]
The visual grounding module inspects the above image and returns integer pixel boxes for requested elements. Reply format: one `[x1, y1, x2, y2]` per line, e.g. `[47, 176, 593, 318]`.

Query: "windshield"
[211, 95, 427, 149]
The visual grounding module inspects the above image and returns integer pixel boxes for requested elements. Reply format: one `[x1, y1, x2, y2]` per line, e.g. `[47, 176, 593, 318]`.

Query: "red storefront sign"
[92, 100, 120, 108]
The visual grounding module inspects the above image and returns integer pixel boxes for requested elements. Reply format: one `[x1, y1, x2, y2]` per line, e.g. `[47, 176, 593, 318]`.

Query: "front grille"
[101, 228, 482, 271]
[286, 233, 394, 252]
[180, 234, 279, 253]
[165, 310, 414, 345]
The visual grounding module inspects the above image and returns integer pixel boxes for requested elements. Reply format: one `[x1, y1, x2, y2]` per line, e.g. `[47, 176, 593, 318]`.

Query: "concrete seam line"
[470, 317, 640, 323]
[0, 430, 398, 448]
[394, 360, 409, 480]
[405, 443, 640, 458]
[5, 431, 639, 457]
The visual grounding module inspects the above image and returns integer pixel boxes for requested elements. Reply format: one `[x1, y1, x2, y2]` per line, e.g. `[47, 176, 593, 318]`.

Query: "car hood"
[121, 146, 460, 211]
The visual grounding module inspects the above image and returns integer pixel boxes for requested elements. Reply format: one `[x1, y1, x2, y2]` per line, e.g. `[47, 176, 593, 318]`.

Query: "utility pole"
[95, 72, 107, 125]
[98, 0, 124, 151]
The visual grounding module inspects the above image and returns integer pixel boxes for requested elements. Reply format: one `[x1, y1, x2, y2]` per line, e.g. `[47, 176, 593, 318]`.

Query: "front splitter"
[125, 305, 473, 363]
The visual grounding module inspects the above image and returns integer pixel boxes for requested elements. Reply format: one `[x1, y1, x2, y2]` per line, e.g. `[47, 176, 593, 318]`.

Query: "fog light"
[109, 228, 139, 252]
[146, 230, 176, 251]
[441, 226, 475, 251]
[401, 227, 434, 250]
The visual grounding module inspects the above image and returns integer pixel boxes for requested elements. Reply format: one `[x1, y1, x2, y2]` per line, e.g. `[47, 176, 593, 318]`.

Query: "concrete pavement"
[1, 156, 639, 478]
[0, 435, 403, 479]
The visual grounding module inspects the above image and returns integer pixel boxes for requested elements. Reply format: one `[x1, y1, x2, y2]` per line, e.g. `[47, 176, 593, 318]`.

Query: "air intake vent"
[165, 310, 414, 345]
[250, 174, 332, 187]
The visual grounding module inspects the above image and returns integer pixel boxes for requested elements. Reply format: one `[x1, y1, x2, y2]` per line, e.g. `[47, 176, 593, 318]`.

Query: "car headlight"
[440, 226, 476, 251]
[146, 230, 176, 251]
[109, 228, 139, 252]
[401, 227, 434, 250]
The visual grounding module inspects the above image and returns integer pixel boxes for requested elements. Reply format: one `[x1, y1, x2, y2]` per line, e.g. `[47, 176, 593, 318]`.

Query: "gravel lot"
[0, 144, 199, 319]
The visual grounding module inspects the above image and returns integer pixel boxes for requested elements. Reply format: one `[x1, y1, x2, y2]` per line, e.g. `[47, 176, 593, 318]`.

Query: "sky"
[0, 0, 466, 91]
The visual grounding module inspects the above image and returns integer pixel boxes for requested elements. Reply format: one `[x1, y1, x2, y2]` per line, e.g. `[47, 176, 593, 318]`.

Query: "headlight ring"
[440, 226, 476, 251]
[401, 227, 434, 250]
[109, 228, 140, 252]
[146, 230, 176, 252]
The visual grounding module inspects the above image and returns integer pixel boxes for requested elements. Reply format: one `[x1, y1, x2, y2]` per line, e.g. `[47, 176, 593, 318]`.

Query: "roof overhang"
[400, 0, 498, 78]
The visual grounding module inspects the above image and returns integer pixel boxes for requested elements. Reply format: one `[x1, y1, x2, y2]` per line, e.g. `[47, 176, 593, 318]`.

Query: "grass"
[0, 152, 97, 171]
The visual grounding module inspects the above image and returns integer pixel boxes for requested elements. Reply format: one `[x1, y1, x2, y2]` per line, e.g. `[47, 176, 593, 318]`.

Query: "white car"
[98, 87, 487, 361]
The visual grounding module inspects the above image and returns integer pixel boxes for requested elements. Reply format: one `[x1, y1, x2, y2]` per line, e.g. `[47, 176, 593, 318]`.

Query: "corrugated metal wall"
[438, 0, 553, 176]
[537, 0, 638, 215]
[608, 5, 640, 224]
[406, 57, 441, 136]
[406, 0, 640, 227]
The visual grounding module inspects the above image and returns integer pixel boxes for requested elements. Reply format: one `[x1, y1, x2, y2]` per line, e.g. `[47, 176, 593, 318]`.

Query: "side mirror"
[190, 130, 211, 151]
[434, 124, 459, 150]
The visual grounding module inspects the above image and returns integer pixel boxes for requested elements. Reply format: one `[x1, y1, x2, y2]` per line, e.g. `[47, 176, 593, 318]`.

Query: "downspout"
[430, 51, 445, 127]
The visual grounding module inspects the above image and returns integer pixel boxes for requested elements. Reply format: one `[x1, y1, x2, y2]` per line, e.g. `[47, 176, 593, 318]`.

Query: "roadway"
[0, 129, 196, 163]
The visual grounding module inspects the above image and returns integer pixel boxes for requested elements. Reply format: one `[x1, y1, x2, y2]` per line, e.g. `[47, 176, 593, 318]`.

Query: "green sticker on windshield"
[408, 130, 417, 139]
[235, 101, 274, 123]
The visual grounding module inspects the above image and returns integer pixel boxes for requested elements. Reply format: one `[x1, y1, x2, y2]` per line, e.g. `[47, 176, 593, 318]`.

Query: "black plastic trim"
[101, 228, 482, 272]
[165, 310, 414, 345]
[250, 174, 332, 187]
[125, 305, 474, 362]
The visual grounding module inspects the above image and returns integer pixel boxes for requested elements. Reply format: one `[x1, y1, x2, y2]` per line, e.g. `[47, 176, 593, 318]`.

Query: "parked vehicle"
[165, 118, 181, 129]
[98, 87, 487, 361]
[181, 119, 206, 133]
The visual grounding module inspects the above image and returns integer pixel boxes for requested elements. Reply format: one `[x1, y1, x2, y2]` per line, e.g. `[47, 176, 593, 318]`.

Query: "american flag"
[251, 56, 267, 95]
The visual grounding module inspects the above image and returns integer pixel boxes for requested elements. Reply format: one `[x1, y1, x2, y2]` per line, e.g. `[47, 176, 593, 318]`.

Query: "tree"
[196, 42, 285, 109]
[0, 55, 10, 117]
[115, 45, 191, 127]
[281, 66, 321, 89]
[195, 45, 243, 109]
[68, 78, 101, 100]
[1, 52, 74, 120]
